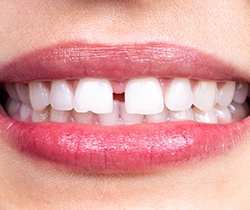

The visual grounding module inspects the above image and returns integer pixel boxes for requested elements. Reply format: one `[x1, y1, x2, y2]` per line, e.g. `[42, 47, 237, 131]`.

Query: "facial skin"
[0, 0, 250, 209]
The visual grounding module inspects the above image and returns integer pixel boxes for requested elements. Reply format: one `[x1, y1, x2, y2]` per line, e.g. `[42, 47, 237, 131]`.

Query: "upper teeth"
[4, 77, 249, 125]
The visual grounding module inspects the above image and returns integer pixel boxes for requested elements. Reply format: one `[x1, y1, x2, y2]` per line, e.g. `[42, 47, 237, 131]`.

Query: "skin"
[0, 0, 250, 209]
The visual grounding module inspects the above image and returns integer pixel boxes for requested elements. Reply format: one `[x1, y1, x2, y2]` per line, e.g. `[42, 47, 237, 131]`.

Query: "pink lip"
[0, 42, 249, 173]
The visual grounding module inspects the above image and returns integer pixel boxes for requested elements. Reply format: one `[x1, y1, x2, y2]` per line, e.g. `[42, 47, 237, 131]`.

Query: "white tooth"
[6, 98, 21, 116]
[29, 81, 50, 111]
[20, 104, 32, 121]
[71, 110, 94, 124]
[50, 108, 70, 123]
[50, 80, 74, 111]
[120, 103, 144, 125]
[228, 101, 249, 122]
[169, 108, 194, 121]
[233, 82, 248, 104]
[165, 78, 193, 111]
[146, 107, 169, 122]
[99, 100, 119, 125]
[214, 104, 232, 124]
[74, 78, 113, 114]
[32, 108, 50, 122]
[5, 83, 19, 101]
[125, 77, 164, 115]
[217, 82, 236, 107]
[16, 83, 31, 104]
[193, 107, 218, 124]
[193, 81, 217, 112]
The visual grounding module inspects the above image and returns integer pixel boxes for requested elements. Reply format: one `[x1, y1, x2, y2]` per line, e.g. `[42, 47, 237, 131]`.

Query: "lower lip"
[0, 113, 249, 173]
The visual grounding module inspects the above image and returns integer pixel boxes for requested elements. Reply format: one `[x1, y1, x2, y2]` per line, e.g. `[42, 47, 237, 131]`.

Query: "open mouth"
[0, 42, 250, 173]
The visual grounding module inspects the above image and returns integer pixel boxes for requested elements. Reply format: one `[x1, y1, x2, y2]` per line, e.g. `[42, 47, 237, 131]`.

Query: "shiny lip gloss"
[0, 42, 249, 173]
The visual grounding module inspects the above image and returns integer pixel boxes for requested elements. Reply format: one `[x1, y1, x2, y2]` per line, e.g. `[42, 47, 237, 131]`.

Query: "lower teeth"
[3, 98, 249, 125]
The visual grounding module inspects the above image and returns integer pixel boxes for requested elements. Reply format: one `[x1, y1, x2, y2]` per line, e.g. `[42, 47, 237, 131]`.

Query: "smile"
[0, 42, 249, 173]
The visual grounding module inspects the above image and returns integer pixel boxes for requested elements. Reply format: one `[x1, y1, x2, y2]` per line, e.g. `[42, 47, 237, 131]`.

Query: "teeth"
[99, 101, 119, 125]
[217, 82, 236, 107]
[6, 98, 21, 116]
[71, 110, 94, 124]
[228, 101, 249, 122]
[193, 81, 217, 112]
[74, 78, 113, 114]
[32, 108, 50, 122]
[120, 103, 144, 124]
[193, 107, 218, 124]
[214, 104, 232, 124]
[165, 78, 193, 111]
[50, 108, 70, 123]
[5, 83, 19, 101]
[146, 107, 169, 122]
[50, 80, 74, 111]
[15, 83, 31, 104]
[29, 81, 50, 111]
[125, 77, 164, 114]
[20, 104, 32, 121]
[233, 82, 248, 104]
[169, 109, 194, 121]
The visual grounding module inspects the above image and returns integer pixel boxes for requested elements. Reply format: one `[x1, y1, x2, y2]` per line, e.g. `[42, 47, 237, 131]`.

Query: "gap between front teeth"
[4, 77, 250, 125]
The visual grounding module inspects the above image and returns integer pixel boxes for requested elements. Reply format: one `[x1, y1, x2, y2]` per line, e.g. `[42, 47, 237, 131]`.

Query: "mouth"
[0, 42, 250, 173]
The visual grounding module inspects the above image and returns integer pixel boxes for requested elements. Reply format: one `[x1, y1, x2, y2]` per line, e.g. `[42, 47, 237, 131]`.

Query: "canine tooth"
[29, 81, 50, 111]
[169, 109, 194, 121]
[71, 110, 94, 124]
[6, 99, 21, 116]
[20, 104, 32, 121]
[193, 107, 218, 124]
[74, 78, 113, 114]
[50, 108, 70, 123]
[120, 103, 144, 124]
[228, 101, 249, 122]
[217, 82, 236, 107]
[99, 101, 119, 125]
[15, 83, 31, 104]
[233, 82, 248, 104]
[193, 81, 217, 112]
[146, 107, 169, 122]
[50, 80, 74, 111]
[32, 108, 50, 122]
[5, 83, 19, 101]
[165, 78, 193, 111]
[214, 104, 232, 124]
[125, 77, 164, 115]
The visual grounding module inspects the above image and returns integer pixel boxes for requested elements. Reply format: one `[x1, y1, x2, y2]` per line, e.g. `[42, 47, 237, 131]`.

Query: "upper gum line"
[2, 77, 250, 125]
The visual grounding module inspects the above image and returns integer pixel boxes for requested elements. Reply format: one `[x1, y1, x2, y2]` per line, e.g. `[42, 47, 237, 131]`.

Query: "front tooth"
[5, 83, 19, 101]
[165, 78, 193, 111]
[99, 100, 119, 125]
[217, 82, 236, 107]
[169, 108, 194, 121]
[74, 78, 113, 114]
[20, 104, 32, 121]
[233, 82, 248, 104]
[193, 81, 217, 112]
[50, 108, 70, 123]
[228, 101, 249, 122]
[71, 110, 94, 124]
[32, 108, 50, 122]
[29, 81, 50, 111]
[125, 77, 164, 115]
[214, 104, 232, 124]
[16, 83, 31, 104]
[50, 80, 74, 111]
[193, 107, 218, 124]
[120, 103, 144, 125]
[146, 107, 169, 122]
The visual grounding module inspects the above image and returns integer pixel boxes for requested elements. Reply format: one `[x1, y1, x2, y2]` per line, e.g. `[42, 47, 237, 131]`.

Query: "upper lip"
[0, 41, 249, 173]
[0, 42, 247, 83]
